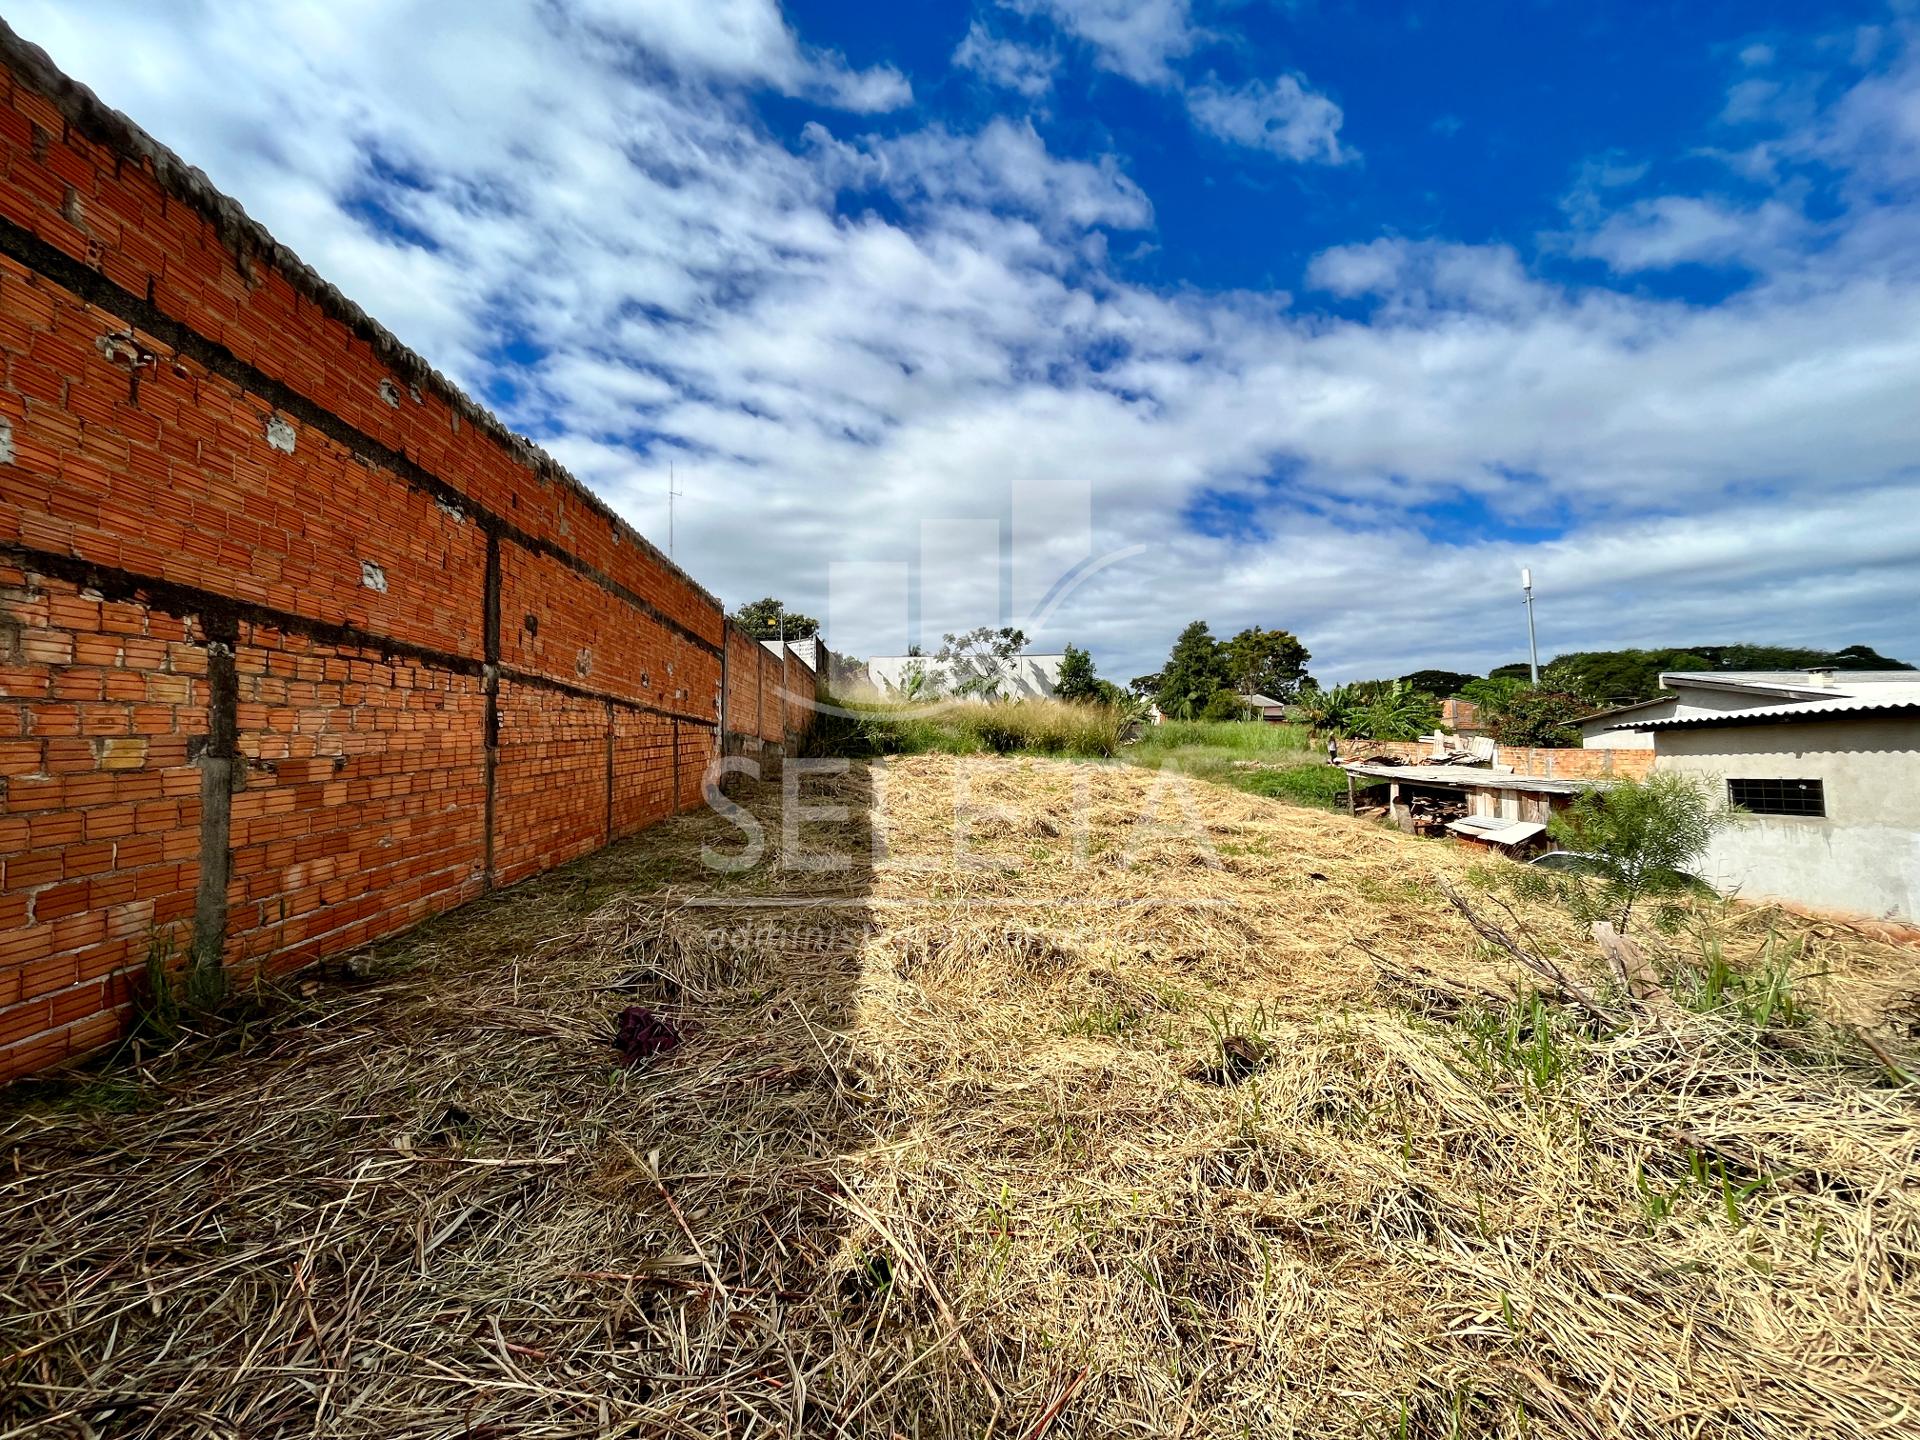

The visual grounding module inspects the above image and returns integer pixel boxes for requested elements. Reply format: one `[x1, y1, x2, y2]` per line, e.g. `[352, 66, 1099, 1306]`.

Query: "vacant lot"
[3, 755, 1917, 1438]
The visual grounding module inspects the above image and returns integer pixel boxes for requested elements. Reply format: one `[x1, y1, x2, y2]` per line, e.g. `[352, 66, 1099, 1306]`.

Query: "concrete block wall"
[0, 29, 810, 1082]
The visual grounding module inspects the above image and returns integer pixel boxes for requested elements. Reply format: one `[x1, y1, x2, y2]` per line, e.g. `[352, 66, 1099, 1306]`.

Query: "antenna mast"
[668, 463, 684, 558]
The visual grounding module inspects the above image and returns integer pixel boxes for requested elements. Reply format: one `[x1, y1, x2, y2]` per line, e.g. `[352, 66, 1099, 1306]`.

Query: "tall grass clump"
[1131, 719, 1314, 757]
[806, 696, 1131, 759]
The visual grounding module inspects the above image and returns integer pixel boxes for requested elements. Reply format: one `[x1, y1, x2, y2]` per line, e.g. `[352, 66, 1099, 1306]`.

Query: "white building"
[864, 652, 1067, 701]
[1590, 670, 1920, 923]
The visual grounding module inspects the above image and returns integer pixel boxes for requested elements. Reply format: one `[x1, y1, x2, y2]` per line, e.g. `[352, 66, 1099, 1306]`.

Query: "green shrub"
[1546, 773, 1737, 930]
[1199, 690, 1251, 722]
[1488, 687, 1592, 747]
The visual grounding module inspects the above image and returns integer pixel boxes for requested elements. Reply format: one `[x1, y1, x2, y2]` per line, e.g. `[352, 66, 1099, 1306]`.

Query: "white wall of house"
[1580, 722, 1654, 750]
[1653, 717, 1920, 922]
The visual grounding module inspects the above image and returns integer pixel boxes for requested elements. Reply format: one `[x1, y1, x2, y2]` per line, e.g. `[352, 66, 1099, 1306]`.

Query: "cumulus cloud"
[953, 21, 1058, 98]
[1306, 239, 1538, 311]
[7, 1, 1918, 682]
[810, 118, 1153, 235]
[1003, 0, 1197, 86]
[1006, 2, 1351, 167]
[1186, 74, 1349, 164]
[572, 0, 909, 109]
[1575, 195, 1813, 272]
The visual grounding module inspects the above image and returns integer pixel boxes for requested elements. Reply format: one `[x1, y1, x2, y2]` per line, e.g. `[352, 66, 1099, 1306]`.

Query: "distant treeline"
[1389, 644, 1911, 708]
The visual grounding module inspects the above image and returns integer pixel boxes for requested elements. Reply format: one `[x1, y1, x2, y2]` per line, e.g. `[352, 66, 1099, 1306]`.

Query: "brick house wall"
[0, 30, 809, 1081]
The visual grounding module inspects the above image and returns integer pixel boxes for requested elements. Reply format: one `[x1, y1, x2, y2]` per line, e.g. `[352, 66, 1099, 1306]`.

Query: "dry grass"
[3, 754, 1918, 1438]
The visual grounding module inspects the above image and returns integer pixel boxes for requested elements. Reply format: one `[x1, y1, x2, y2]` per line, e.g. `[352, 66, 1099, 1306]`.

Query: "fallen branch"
[1439, 879, 1619, 1029]
[1350, 937, 1510, 1018]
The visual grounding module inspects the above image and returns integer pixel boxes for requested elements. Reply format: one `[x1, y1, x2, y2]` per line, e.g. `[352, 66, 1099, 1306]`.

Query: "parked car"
[1526, 850, 1604, 876]
[1526, 850, 1712, 893]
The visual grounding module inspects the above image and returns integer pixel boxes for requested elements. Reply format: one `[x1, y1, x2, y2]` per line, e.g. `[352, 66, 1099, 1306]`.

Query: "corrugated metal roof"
[1448, 817, 1547, 845]
[1632, 697, 1920, 731]
[1342, 763, 1594, 793]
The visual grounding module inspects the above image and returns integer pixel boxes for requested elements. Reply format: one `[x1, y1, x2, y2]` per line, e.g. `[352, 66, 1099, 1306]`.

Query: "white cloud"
[953, 21, 1058, 98]
[1187, 74, 1349, 165]
[1003, 0, 1197, 86]
[1008, 3, 1350, 167]
[810, 118, 1153, 235]
[571, 0, 910, 109]
[6, 1, 1918, 683]
[1575, 195, 1813, 272]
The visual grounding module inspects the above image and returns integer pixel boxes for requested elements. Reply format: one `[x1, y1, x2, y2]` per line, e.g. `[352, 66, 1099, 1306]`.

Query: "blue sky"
[12, 1, 1919, 682]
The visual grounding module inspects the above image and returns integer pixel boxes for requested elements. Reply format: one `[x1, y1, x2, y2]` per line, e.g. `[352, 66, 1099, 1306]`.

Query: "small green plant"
[1456, 994, 1580, 1095]
[1634, 1147, 1782, 1234]
[935, 625, 1028, 700]
[1061, 1001, 1144, 1039]
[1199, 689, 1252, 722]
[1545, 773, 1736, 931]
[1675, 922, 1817, 1031]
[133, 925, 226, 1045]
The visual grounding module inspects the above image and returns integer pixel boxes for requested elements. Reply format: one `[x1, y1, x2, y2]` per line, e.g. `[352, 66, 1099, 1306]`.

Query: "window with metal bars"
[1728, 777, 1825, 817]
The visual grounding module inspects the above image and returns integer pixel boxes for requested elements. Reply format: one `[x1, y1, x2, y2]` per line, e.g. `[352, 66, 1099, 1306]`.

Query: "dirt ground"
[3, 754, 1918, 1438]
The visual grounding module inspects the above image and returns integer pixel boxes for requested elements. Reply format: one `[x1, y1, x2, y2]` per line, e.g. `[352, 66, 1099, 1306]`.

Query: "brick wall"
[0, 31, 811, 1081]
[1333, 736, 1655, 779]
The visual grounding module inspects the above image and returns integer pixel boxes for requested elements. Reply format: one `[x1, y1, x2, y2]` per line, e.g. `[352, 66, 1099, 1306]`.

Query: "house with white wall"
[1590, 670, 1920, 923]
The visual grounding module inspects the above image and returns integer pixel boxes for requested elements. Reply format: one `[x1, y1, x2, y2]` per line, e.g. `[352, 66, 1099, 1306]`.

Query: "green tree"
[1488, 688, 1594, 747]
[1458, 675, 1527, 713]
[1155, 621, 1230, 720]
[1542, 650, 1709, 705]
[1296, 683, 1365, 737]
[1547, 774, 1735, 930]
[1354, 681, 1440, 741]
[1128, 672, 1162, 699]
[1221, 626, 1313, 701]
[1827, 644, 1913, 670]
[1400, 668, 1476, 697]
[1054, 644, 1102, 704]
[936, 626, 1028, 700]
[730, 596, 820, 641]
[1200, 689, 1251, 721]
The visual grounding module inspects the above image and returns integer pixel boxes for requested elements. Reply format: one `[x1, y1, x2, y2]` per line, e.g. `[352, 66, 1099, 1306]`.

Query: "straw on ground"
[2, 755, 1917, 1438]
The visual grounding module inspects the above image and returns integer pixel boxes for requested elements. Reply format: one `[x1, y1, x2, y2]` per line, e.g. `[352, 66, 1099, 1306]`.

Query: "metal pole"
[1522, 568, 1539, 684]
[668, 462, 683, 558]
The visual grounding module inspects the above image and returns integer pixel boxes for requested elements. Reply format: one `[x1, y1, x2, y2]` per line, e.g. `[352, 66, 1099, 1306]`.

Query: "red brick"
[0, 49, 786, 1082]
